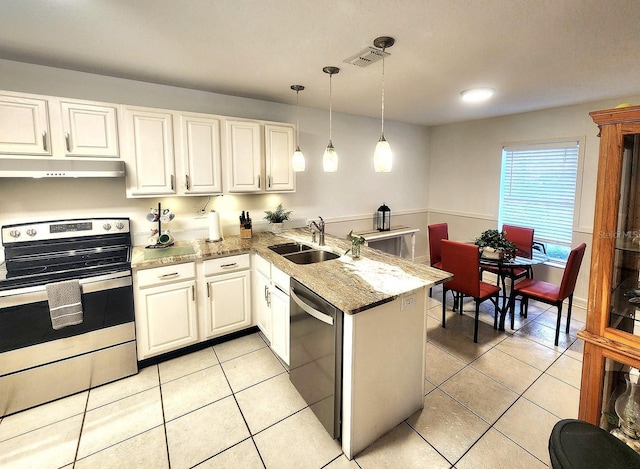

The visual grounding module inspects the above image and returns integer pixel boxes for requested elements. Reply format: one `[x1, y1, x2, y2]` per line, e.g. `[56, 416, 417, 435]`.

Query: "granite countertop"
[131, 228, 451, 314]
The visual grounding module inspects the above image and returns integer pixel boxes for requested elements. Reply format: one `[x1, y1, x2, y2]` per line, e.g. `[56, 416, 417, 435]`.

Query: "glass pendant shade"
[374, 135, 392, 172]
[290, 85, 305, 172]
[323, 141, 338, 172]
[322, 66, 340, 172]
[373, 36, 394, 173]
[292, 146, 305, 172]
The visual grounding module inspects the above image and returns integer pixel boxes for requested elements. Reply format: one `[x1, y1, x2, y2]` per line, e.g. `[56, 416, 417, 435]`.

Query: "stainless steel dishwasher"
[289, 279, 343, 439]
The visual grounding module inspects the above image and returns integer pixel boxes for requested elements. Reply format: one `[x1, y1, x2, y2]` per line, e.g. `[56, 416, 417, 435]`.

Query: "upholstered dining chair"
[441, 240, 501, 343]
[481, 224, 535, 285]
[510, 243, 586, 346]
[428, 223, 448, 297]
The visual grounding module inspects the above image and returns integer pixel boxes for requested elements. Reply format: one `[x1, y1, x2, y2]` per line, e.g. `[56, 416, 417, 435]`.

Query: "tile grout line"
[70, 389, 90, 468]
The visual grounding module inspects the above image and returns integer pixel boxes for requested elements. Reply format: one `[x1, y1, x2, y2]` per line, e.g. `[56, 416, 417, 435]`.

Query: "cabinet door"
[60, 100, 119, 157]
[226, 120, 261, 192]
[0, 94, 50, 156]
[136, 280, 198, 359]
[265, 124, 295, 192]
[122, 106, 175, 197]
[253, 269, 272, 340]
[204, 270, 251, 338]
[270, 285, 290, 365]
[179, 114, 222, 194]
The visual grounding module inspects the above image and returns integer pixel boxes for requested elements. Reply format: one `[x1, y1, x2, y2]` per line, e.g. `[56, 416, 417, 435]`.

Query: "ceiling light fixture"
[290, 84, 305, 172]
[322, 66, 340, 172]
[460, 87, 495, 103]
[373, 36, 394, 173]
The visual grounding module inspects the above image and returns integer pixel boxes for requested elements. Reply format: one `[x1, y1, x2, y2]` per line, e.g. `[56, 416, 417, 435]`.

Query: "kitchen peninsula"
[131, 228, 451, 458]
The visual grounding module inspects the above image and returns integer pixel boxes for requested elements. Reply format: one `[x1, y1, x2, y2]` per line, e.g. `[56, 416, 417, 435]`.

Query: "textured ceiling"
[1, 0, 639, 126]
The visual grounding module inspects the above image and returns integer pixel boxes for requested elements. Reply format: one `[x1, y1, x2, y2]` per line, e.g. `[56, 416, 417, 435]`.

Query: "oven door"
[0, 271, 135, 375]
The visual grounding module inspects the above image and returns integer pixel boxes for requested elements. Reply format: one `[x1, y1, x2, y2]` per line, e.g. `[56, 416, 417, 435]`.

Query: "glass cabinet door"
[611, 134, 640, 335]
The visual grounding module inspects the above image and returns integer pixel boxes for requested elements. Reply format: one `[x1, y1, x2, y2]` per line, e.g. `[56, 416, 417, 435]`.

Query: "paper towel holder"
[206, 209, 224, 243]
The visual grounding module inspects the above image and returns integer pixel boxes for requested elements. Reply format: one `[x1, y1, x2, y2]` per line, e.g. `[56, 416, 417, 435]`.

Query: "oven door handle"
[0, 274, 132, 308]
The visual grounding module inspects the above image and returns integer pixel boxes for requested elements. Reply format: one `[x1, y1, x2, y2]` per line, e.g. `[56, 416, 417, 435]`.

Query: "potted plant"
[345, 230, 366, 259]
[264, 203, 292, 234]
[474, 229, 516, 260]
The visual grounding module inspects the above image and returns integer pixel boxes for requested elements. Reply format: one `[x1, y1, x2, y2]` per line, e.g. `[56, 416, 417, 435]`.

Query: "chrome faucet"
[309, 216, 325, 246]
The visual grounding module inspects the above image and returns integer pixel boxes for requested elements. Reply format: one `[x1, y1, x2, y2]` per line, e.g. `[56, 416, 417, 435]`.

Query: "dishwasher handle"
[290, 287, 334, 326]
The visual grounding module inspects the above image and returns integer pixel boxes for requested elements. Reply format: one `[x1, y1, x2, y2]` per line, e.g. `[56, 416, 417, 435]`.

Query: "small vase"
[351, 243, 361, 259]
[271, 223, 283, 234]
[615, 373, 640, 439]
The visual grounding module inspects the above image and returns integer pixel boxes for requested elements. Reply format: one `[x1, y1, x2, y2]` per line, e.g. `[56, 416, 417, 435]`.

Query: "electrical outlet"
[401, 294, 415, 311]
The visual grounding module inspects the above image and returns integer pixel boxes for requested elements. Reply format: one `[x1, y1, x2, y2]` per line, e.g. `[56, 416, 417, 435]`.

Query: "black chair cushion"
[549, 419, 640, 469]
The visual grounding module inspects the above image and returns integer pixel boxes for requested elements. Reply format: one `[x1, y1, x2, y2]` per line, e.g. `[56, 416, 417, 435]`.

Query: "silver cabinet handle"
[65, 132, 71, 152]
[257, 175, 260, 189]
[220, 262, 238, 269]
[266, 288, 271, 307]
[159, 272, 179, 279]
[264, 285, 269, 301]
[207, 283, 211, 298]
[42, 131, 48, 152]
[170, 174, 175, 191]
[192, 284, 196, 301]
[267, 175, 271, 188]
[185, 174, 190, 190]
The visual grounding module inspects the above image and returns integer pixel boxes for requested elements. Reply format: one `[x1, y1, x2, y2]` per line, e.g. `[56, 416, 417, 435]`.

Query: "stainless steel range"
[0, 218, 137, 417]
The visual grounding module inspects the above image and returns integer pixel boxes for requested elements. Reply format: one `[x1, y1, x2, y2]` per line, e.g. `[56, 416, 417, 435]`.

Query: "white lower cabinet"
[134, 254, 251, 360]
[202, 256, 252, 339]
[252, 254, 290, 364]
[135, 262, 198, 360]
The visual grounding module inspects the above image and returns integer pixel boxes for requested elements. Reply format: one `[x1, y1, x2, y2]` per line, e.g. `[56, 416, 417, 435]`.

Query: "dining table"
[479, 250, 548, 330]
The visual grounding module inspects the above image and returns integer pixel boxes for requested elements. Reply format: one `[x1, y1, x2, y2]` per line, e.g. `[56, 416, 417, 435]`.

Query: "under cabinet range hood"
[0, 158, 125, 178]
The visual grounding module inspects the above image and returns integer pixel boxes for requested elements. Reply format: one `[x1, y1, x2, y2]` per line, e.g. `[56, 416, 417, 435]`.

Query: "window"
[498, 140, 580, 262]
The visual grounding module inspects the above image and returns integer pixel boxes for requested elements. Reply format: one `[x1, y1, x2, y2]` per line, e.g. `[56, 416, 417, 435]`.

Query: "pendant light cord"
[381, 50, 385, 135]
[295, 90, 300, 147]
[329, 73, 333, 141]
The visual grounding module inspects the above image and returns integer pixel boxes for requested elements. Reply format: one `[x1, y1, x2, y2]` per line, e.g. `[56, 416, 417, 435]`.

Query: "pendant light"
[373, 36, 394, 172]
[290, 85, 305, 172]
[322, 66, 340, 172]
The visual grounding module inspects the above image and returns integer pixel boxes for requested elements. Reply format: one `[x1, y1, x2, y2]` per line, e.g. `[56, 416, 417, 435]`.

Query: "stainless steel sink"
[268, 242, 315, 255]
[283, 249, 340, 265]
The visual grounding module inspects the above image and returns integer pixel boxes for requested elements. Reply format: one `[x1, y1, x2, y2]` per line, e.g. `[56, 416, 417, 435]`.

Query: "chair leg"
[493, 295, 499, 330]
[474, 300, 480, 343]
[555, 301, 563, 347]
[510, 292, 517, 330]
[442, 287, 447, 328]
[429, 287, 432, 298]
[566, 294, 573, 334]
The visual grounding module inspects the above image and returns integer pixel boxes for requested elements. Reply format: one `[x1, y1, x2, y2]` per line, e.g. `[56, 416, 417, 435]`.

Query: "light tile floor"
[0, 285, 584, 468]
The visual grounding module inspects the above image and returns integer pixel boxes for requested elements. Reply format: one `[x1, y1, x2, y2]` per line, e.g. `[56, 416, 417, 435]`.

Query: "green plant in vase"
[345, 230, 366, 259]
[474, 229, 516, 260]
[264, 203, 292, 234]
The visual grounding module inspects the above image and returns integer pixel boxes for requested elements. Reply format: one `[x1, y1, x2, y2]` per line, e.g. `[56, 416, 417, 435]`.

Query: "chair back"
[428, 223, 449, 266]
[441, 240, 481, 297]
[558, 243, 587, 300]
[502, 224, 535, 258]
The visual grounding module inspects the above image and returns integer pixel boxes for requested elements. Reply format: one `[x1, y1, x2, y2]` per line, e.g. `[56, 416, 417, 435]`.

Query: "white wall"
[428, 94, 640, 305]
[0, 59, 431, 260]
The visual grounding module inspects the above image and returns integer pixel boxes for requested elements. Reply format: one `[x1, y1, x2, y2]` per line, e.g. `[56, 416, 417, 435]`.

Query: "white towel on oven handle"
[46, 279, 84, 330]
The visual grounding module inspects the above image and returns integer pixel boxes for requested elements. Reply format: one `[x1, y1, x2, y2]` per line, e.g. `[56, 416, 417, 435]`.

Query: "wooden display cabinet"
[579, 105, 640, 428]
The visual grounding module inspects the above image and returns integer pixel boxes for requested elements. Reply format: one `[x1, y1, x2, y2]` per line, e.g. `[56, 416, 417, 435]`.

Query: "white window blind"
[499, 141, 579, 256]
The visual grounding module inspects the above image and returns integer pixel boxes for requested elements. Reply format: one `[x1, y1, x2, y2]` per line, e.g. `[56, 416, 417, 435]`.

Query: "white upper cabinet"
[0, 93, 51, 156]
[121, 106, 176, 197]
[226, 120, 262, 192]
[226, 120, 296, 193]
[59, 100, 119, 157]
[265, 124, 295, 192]
[178, 113, 222, 194]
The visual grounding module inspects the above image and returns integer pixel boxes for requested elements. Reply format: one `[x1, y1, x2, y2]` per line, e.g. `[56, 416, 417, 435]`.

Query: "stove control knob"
[103, 223, 112, 231]
[115, 222, 125, 230]
[9, 229, 21, 238]
[26, 228, 37, 237]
